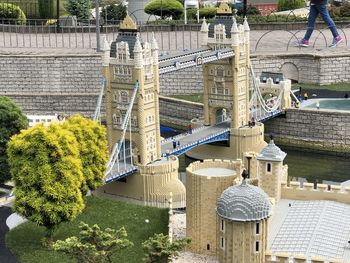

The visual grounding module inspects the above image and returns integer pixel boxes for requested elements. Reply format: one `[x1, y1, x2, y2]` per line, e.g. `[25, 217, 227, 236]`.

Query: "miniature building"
[186, 159, 242, 255]
[257, 137, 287, 202]
[216, 178, 272, 263]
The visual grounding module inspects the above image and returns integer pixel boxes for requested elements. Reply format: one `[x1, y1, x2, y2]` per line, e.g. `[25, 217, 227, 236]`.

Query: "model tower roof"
[216, 180, 272, 222]
[257, 138, 287, 162]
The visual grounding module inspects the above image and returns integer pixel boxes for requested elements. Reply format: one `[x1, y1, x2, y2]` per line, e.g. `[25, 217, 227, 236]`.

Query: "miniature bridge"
[102, 47, 293, 184]
[104, 110, 282, 183]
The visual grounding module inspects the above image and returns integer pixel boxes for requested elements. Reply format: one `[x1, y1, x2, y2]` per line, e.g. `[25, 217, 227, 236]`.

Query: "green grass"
[293, 83, 350, 92]
[171, 94, 203, 103]
[6, 196, 169, 263]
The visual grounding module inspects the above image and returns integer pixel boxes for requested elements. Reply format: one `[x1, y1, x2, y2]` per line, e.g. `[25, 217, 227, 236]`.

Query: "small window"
[220, 237, 225, 250]
[220, 219, 225, 232]
[207, 244, 210, 250]
[267, 163, 271, 173]
[256, 222, 260, 235]
[255, 241, 259, 252]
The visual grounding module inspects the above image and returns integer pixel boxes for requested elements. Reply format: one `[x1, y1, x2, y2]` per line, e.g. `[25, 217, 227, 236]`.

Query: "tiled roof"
[110, 31, 138, 58]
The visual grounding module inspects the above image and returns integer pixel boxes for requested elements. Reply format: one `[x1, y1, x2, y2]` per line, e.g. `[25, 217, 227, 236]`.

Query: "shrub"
[38, 0, 56, 19]
[145, 0, 184, 20]
[199, 7, 217, 19]
[277, 0, 305, 11]
[0, 96, 28, 184]
[185, 7, 216, 20]
[236, 5, 261, 16]
[101, 3, 127, 22]
[66, 0, 91, 20]
[0, 3, 26, 24]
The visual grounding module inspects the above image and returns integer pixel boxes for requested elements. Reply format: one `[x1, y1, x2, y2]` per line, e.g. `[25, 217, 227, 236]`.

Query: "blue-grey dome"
[216, 180, 272, 222]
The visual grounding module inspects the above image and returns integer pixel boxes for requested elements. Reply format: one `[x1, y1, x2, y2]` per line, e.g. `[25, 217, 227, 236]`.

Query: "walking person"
[296, 0, 343, 48]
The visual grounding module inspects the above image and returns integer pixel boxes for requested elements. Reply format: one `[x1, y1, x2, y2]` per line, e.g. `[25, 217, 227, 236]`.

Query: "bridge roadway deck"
[161, 121, 230, 156]
[105, 122, 231, 182]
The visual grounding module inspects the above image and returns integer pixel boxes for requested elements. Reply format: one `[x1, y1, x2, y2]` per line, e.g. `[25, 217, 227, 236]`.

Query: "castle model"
[97, 3, 350, 262]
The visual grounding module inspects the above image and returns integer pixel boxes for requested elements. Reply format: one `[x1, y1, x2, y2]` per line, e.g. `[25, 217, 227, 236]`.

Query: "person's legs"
[317, 4, 339, 38]
[304, 5, 319, 40]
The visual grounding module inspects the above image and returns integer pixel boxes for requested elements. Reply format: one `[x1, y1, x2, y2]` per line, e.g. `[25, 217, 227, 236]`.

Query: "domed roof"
[257, 139, 286, 162]
[216, 180, 272, 222]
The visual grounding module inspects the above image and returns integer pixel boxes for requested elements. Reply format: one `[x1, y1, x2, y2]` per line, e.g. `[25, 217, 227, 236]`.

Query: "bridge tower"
[190, 3, 266, 164]
[103, 15, 161, 166]
[99, 15, 185, 208]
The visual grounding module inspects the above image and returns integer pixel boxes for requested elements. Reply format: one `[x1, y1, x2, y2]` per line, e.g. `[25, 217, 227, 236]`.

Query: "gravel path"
[172, 213, 219, 263]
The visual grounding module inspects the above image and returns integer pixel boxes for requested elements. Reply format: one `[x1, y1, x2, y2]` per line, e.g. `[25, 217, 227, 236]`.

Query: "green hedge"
[277, 0, 305, 11]
[145, 0, 183, 19]
[0, 3, 26, 24]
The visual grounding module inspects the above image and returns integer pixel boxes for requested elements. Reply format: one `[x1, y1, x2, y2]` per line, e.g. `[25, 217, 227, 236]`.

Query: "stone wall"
[0, 54, 103, 116]
[264, 108, 350, 153]
[159, 52, 350, 96]
[159, 96, 203, 126]
[1, 52, 350, 117]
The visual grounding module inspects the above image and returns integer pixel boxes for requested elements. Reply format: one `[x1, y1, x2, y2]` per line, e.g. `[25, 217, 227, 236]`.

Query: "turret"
[151, 32, 159, 65]
[231, 19, 239, 47]
[243, 16, 250, 44]
[102, 36, 110, 67]
[133, 33, 144, 69]
[257, 136, 286, 203]
[200, 17, 209, 47]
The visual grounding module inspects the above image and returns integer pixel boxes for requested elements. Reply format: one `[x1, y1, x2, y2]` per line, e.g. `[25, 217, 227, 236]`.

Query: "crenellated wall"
[281, 181, 350, 205]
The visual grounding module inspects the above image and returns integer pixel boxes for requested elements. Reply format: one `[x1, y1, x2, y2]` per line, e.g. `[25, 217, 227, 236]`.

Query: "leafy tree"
[0, 96, 28, 184]
[145, 0, 184, 20]
[142, 233, 191, 263]
[7, 123, 85, 242]
[66, 0, 91, 19]
[62, 115, 108, 194]
[101, 3, 127, 22]
[53, 221, 133, 263]
[277, 0, 305, 12]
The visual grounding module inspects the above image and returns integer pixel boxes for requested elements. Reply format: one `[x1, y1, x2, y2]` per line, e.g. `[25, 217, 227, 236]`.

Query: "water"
[306, 99, 350, 111]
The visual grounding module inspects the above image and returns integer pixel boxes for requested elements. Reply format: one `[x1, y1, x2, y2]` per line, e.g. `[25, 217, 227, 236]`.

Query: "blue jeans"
[304, 4, 339, 40]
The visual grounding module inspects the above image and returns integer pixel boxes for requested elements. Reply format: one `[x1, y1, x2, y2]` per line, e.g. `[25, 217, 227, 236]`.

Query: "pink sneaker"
[295, 38, 309, 47]
[330, 35, 343, 47]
